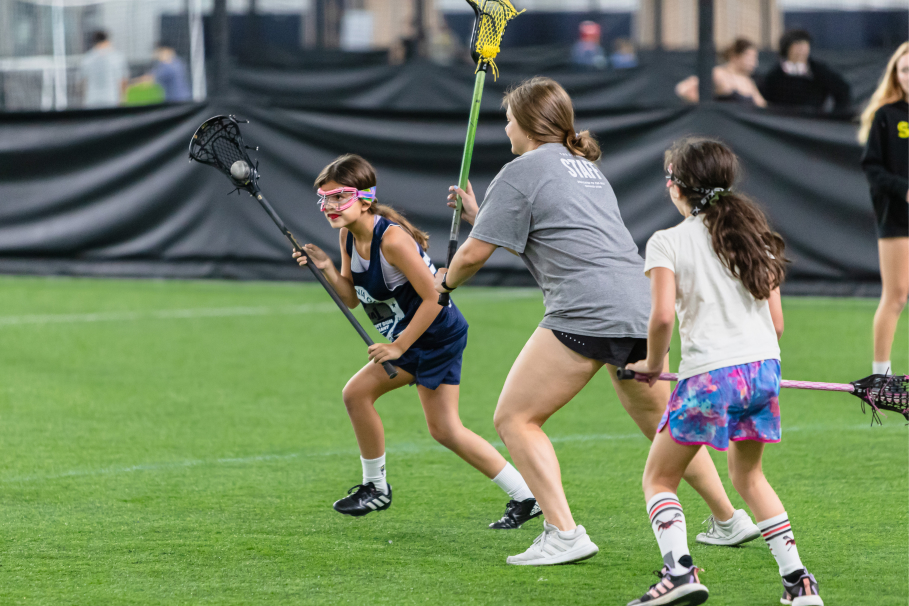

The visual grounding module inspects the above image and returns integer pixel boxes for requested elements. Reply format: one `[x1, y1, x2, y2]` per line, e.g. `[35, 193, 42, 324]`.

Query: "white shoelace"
[529, 528, 558, 554]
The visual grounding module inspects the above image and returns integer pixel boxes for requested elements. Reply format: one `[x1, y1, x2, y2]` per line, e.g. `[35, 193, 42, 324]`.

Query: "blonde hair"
[502, 77, 601, 162]
[859, 42, 909, 144]
[315, 154, 430, 249]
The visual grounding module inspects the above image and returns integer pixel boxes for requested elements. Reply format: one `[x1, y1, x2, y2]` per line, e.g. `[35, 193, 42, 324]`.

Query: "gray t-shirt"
[80, 47, 128, 108]
[470, 143, 650, 338]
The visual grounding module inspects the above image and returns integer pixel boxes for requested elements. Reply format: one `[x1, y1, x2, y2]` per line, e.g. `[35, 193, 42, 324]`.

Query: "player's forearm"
[446, 238, 496, 288]
[645, 319, 673, 370]
[392, 301, 443, 351]
[322, 266, 358, 308]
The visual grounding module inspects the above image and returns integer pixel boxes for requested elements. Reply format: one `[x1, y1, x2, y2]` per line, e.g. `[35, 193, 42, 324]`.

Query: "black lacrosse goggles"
[188, 115, 260, 192]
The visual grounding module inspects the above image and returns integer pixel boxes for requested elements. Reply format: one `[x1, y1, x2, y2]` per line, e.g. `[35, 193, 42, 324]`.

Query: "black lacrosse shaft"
[250, 189, 398, 379]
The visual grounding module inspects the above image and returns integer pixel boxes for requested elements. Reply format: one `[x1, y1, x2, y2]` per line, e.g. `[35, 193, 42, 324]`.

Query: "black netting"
[188, 116, 254, 181]
[853, 374, 909, 422]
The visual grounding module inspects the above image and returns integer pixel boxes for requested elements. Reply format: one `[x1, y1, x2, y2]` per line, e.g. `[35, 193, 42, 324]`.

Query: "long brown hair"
[665, 138, 789, 300]
[502, 76, 601, 162]
[858, 42, 908, 144]
[315, 154, 430, 249]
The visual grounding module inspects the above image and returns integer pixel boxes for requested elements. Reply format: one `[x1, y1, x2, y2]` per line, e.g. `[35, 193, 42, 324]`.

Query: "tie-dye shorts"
[657, 359, 782, 451]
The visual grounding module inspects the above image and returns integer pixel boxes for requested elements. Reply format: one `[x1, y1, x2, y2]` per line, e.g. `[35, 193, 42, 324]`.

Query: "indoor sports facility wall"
[0, 99, 880, 296]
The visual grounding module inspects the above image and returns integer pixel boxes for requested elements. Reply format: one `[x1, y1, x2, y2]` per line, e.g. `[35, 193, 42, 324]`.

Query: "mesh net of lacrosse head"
[188, 115, 256, 186]
[467, 0, 524, 80]
[852, 374, 909, 424]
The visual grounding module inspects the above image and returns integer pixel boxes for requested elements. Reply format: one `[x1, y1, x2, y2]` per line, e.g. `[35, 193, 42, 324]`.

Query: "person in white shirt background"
[627, 138, 823, 606]
[79, 30, 128, 109]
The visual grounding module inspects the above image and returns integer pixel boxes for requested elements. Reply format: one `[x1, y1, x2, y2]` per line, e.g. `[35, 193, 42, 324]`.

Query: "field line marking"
[1, 423, 902, 484]
[0, 303, 341, 326]
[0, 290, 541, 327]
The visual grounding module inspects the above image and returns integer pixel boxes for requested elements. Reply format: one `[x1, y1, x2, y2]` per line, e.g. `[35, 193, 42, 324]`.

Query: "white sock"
[361, 454, 387, 495]
[492, 462, 534, 502]
[647, 492, 690, 575]
[758, 512, 805, 576]
[873, 360, 892, 375]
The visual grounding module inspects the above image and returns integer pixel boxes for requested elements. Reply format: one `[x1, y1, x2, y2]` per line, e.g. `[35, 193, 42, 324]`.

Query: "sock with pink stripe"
[647, 492, 690, 575]
[758, 511, 805, 576]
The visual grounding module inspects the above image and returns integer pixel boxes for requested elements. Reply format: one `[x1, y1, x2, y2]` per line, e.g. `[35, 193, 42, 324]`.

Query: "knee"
[882, 286, 909, 311]
[426, 421, 459, 449]
[728, 467, 761, 496]
[492, 409, 508, 437]
[341, 384, 372, 413]
[493, 408, 520, 441]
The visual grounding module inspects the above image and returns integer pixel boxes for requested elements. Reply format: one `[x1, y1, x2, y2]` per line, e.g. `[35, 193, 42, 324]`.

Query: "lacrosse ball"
[231, 160, 251, 181]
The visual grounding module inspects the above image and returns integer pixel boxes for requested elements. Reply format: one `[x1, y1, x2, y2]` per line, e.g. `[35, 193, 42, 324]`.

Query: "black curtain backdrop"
[229, 49, 891, 114]
[0, 100, 880, 295]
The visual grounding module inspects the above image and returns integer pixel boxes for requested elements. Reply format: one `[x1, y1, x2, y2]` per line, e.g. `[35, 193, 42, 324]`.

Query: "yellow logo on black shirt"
[898, 121, 909, 139]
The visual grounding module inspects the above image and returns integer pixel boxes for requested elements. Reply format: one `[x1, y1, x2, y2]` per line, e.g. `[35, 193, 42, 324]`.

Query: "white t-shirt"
[644, 215, 780, 380]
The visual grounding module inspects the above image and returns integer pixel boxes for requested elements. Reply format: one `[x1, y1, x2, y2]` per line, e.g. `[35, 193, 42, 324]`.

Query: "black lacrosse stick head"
[188, 115, 259, 192]
[851, 374, 909, 423]
[466, 0, 483, 64]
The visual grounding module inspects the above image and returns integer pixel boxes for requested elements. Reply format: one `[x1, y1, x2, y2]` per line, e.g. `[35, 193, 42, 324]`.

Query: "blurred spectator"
[79, 30, 128, 109]
[571, 21, 606, 70]
[148, 43, 192, 103]
[428, 25, 459, 66]
[610, 38, 638, 69]
[676, 38, 767, 107]
[760, 30, 851, 112]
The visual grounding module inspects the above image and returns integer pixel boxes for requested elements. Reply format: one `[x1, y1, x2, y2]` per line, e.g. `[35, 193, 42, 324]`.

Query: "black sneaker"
[627, 565, 709, 606]
[488, 498, 542, 529]
[332, 482, 392, 517]
[780, 570, 823, 606]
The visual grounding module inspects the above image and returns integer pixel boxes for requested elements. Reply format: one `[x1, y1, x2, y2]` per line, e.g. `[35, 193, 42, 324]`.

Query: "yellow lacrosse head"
[467, 0, 524, 80]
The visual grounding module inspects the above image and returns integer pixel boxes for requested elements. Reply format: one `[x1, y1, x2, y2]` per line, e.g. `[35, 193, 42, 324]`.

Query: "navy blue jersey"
[346, 216, 467, 348]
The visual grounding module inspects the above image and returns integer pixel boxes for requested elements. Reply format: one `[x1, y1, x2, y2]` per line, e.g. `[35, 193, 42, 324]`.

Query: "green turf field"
[0, 276, 904, 605]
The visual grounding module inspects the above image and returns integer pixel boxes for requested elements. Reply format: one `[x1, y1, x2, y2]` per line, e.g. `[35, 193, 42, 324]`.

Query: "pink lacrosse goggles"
[317, 186, 376, 212]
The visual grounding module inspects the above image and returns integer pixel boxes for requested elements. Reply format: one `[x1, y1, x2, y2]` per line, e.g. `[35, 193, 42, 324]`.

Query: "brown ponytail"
[315, 154, 430, 249]
[370, 203, 430, 249]
[665, 138, 789, 300]
[503, 76, 601, 162]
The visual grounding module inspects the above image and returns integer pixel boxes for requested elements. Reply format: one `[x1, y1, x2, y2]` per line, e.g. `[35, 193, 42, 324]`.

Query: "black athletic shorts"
[552, 331, 649, 367]
[872, 196, 909, 239]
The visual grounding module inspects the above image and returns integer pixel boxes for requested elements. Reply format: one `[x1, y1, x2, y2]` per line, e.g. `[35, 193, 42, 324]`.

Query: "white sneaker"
[696, 509, 761, 546]
[506, 521, 599, 566]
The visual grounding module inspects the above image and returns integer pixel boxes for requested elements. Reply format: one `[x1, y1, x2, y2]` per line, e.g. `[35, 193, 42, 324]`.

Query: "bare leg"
[341, 362, 413, 459]
[727, 440, 785, 522]
[493, 328, 602, 531]
[642, 429, 701, 501]
[417, 383, 510, 479]
[873, 237, 909, 364]
[608, 359, 736, 522]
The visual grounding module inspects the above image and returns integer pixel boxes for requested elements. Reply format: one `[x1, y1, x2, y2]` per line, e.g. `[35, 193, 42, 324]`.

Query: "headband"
[667, 166, 732, 216]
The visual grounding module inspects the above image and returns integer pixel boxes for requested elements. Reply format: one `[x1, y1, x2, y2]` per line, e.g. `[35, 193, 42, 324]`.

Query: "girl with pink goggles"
[317, 186, 376, 212]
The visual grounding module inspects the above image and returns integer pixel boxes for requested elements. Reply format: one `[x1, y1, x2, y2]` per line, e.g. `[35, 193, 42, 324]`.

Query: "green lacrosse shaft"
[439, 64, 488, 305]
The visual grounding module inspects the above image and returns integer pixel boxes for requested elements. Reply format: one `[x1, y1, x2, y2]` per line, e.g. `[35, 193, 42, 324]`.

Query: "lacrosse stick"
[438, 0, 523, 305]
[189, 115, 398, 379]
[616, 368, 909, 424]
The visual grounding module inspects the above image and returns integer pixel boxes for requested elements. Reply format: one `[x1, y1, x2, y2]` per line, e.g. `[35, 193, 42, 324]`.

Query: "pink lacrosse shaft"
[649, 373, 855, 393]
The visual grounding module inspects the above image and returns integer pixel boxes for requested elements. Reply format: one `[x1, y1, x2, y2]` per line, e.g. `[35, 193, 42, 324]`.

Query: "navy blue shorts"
[394, 330, 468, 390]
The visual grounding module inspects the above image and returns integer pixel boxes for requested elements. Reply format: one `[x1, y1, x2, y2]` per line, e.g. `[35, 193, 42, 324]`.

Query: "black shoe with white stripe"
[489, 498, 542, 529]
[333, 482, 392, 517]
